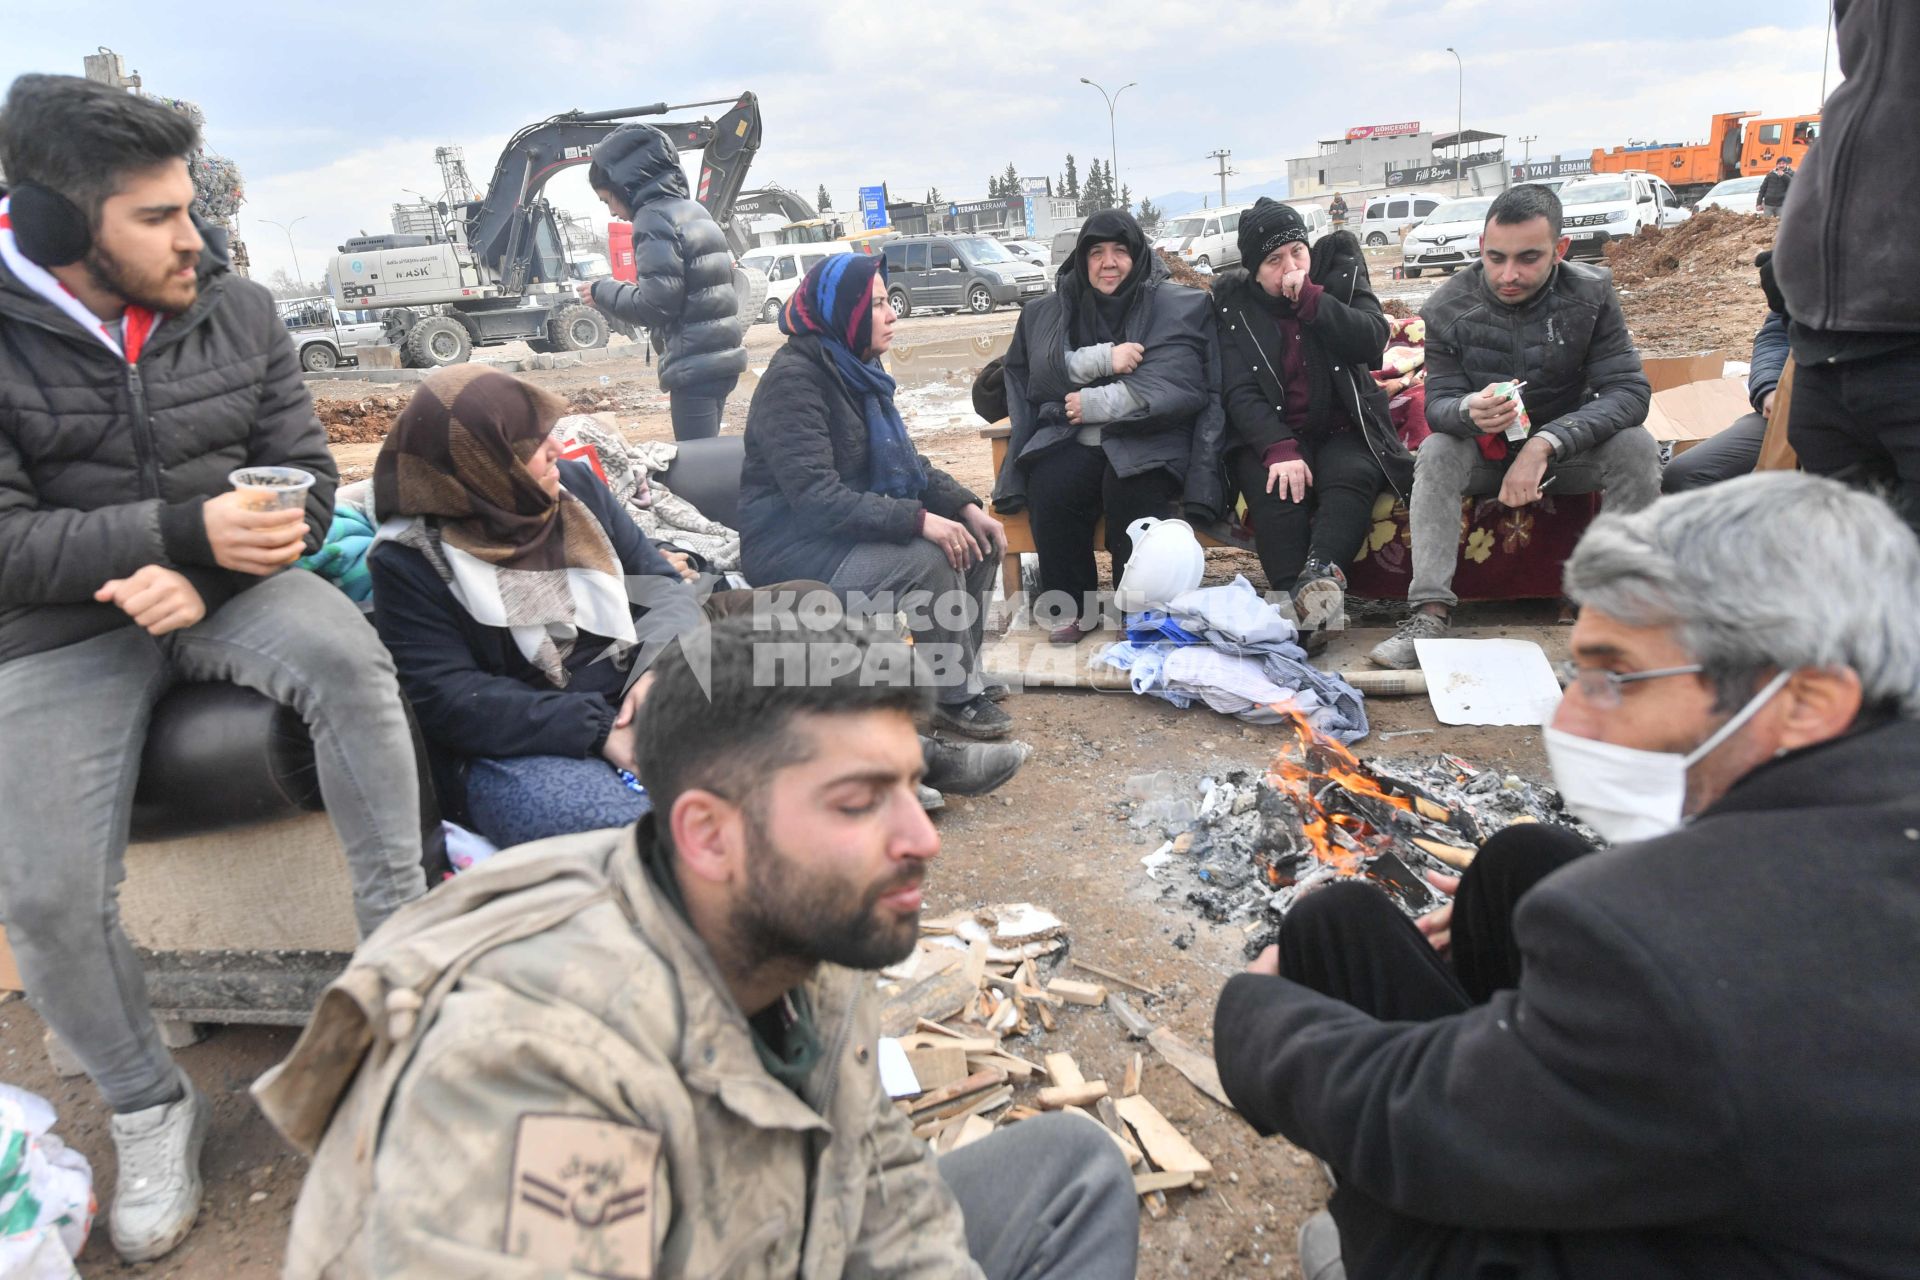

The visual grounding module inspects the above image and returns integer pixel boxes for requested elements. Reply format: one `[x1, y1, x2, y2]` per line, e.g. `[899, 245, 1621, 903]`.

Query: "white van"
[1286, 202, 1332, 247]
[738, 246, 845, 324]
[1159, 204, 1252, 271]
[1555, 172, 1691, 262]
[1358, 191, 1447, 247]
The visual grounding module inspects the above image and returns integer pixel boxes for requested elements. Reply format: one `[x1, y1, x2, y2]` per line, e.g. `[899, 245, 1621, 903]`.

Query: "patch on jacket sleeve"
[506, 1114, 662, 1279]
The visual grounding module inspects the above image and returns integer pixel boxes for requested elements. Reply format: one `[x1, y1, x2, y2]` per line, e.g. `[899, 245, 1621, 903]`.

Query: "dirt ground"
[11, 287, 1604, 1278]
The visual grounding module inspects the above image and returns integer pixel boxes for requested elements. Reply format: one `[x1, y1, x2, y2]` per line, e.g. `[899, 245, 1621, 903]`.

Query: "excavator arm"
[465, 93, 763, 293]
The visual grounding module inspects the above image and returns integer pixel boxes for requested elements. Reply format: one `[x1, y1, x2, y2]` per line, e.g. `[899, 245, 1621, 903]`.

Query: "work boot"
[1292, 560, 1348, 631]
[918, 784, 946, 812]
[1047, 621, 1089, 646]
[923, 737, 1032, 796]
[1297, 1209, 1346, 1280]
[1366, 608, 1450, 670]
[931, 694, 1014, 740]
[109, 1069, 209, 1262]
[980, 677, 1013, 703]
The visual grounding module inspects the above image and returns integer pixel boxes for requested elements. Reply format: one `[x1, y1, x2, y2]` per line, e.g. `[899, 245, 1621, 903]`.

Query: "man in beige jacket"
[256, 615, 1137, 1278]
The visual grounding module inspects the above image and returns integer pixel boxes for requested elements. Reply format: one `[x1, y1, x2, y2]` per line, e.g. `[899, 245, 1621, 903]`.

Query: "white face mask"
[1543, 669, 1793, 844]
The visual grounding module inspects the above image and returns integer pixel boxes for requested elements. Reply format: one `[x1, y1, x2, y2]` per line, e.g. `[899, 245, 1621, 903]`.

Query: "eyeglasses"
[1554, 660, 1704, 709]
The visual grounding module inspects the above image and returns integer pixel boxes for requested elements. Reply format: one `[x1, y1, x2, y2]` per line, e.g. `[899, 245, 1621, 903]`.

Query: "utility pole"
[1208, 149, 1235, 206]
[1821, 5, 1834, 104]
[1517, 134, 1538, 179]
[1445, 47, 1464, 197]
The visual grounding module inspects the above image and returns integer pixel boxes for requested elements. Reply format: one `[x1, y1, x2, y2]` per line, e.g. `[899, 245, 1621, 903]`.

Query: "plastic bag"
[0, 1085, 94, 1279]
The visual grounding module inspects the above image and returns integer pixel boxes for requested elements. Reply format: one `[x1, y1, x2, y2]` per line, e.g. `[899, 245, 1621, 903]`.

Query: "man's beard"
[84, 240, 198, 314]
[728, 806, 923, 973]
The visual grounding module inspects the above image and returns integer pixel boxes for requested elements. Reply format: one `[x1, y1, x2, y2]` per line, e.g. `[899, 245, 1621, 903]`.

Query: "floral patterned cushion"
[1345, 491, 1604, 602]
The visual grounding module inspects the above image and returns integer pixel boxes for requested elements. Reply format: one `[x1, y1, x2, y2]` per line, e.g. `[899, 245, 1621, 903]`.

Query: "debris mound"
[1604, 207, 1775, 288]
[317, 395, 408, 444]
[1157, 249, 1214, 292]
[1380, 298, 1413, 319]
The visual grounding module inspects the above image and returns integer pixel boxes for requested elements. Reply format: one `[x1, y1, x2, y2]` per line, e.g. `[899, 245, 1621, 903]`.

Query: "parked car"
[1159, 204, 1251, 271]
[281, 296, 387, 373]
[1556, 171, 1690, 261]
[1695, 175, 1767, 212]
[1050, 227, 1081, 268]
[880, 234, 1048, 316]
[1400, 196, 1495, 277]
[1358, 192, 1446, 247]
[1001, 239, 1057, 289]
[738, 245, 842, 324]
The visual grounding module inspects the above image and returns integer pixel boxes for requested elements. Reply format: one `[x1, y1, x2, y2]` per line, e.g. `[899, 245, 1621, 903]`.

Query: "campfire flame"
[1262, 711, 1424, 889]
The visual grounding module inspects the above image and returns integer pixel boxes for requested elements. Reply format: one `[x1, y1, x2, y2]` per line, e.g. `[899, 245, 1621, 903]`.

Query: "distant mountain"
[1148, 176, 1293, 218]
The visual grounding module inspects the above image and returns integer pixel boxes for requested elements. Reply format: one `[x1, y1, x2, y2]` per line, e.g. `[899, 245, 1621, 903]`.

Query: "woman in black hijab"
[991, 210, 1220, 643]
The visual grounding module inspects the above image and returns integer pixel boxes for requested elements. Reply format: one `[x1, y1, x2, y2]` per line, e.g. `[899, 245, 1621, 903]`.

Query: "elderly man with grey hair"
[1213, 472, 1920, 1280]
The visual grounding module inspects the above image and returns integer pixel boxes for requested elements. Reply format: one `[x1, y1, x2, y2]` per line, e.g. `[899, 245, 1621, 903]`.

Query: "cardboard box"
[1644, 377, 1754, 454]
[0, 927, 22, 993]
[1642, 352, 1728, 394]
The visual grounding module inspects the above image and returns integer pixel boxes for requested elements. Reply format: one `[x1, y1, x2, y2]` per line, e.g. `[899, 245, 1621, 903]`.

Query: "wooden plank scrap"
[1107, 994, 1156, 1039]
[1036, 1081, 1109, 1110]
[906, 1066, 1007, 1116]
[1414, 796, 1452, 824]
[1114, 1094, 1213, 1176]
[1003, 1105, 1043, 1124]
[1035, 1001, 1058, 1033]
[1143, 1190, 1169, 1220]
[1063, 1105, 1141, 1166]
[903, 1046, 970, 1092]
[1121, 1052, 1142, 1098]
[879, 970, 979, 1037]
[1069, 958, 1160, 997]
[950, 1114, 996, 1152]
[964, 936, 989, 987]
[1413, 837, 1477, 870]
[1147, 1028, 1234, 1110]
[1046, 978, 1107, 1007]
[1133, 1170, 1196, 1194]
[898, 1031, 997, 1054]
[1043, 1053, 1086, 1088]
[923, 1084, 1014, 1123]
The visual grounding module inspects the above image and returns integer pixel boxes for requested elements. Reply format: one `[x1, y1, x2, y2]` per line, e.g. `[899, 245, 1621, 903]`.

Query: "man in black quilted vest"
[0, 74, 426, 1261]
[1369, 184, 1659, 669]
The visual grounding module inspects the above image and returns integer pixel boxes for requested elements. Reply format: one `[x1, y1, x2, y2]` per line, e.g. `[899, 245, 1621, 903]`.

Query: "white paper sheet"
[1414, 638, 1563, 726]
[876, 1038, 922, 1099]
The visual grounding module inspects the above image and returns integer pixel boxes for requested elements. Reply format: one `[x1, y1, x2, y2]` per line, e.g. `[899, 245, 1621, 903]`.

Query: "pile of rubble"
[316, 395, 408, 444]
[1130, 714, 1593, 945]
[876, 904, 1231, 1218]
[1609, 207, 1776, 357]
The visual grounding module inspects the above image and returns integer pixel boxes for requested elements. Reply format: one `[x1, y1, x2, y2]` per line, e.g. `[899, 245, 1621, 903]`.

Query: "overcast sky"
[4, 0, 1836, 282]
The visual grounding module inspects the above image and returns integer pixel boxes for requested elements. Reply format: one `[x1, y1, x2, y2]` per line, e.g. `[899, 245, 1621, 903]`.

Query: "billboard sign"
[858, 185, 889, 230]
[1346, 121, 1421, 141]
[1512, 158, 1594, 181]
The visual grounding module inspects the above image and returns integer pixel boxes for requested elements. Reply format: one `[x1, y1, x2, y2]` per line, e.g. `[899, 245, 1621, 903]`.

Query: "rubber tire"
[300, 343, 339, 373]
[889, 288, 912, 319]
[1404, 267, 1424, 278]
[1441, 266, 1458, 275]
[967, 284, 996, 315]
[550, 304, 608, 352]
[1366, 232, 1388, 247]
[404, 316, 473, 368]
[526, 337, 559, 354]
[382, 308, 416, 346]
[762, 297, 783, 325]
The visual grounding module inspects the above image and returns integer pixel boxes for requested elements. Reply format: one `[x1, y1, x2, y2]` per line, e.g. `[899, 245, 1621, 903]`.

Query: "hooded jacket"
[1773, 0, 1920, 336]
[992, 216, 1226, 521]
[587, 126, 748, 391]
[0, 199, 334, 664]
[1420, 259, 1650, 458]
[1212, 230, 1414, 498]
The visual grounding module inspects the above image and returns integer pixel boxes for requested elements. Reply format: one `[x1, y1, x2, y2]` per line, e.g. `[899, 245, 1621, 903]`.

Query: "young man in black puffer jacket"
[1211, 200, 1413, 630]
[582, 124, 747, 440]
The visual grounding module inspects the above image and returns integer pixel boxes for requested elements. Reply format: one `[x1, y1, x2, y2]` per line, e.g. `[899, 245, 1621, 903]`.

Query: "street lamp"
[1080, 78, 1138, 209]
[1444, 47, 1463, 197]
[259, 216, 307, 285]
[1517, 134, 1538, 177]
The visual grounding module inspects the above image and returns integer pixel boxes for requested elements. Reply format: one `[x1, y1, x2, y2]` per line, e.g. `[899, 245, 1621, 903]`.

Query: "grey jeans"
[1407, 427, 1662, 608]
[828, 539, 997, 706]
[940, 1112, 1139, 1280]
[0, 571, 426, 1112]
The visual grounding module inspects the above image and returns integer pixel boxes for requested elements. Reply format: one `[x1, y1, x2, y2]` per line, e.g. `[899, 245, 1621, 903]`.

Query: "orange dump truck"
[1590, 111, 1821, 202]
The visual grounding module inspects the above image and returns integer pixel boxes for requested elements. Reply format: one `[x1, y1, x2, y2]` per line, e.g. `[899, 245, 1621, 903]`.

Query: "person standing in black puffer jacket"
[1212, 200, 1412, 631]
[581, 124, 747, 440]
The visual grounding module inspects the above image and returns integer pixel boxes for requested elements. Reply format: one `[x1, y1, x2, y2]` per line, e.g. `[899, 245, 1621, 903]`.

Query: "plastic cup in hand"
[229, 466, 316, 512]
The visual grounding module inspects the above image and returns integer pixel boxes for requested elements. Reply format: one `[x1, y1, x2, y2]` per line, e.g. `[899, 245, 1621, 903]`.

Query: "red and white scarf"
[0, 195, 159, 362]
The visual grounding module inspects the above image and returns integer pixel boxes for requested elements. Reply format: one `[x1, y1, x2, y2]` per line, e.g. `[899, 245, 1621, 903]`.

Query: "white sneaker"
[109, 1070, 209, 1262]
